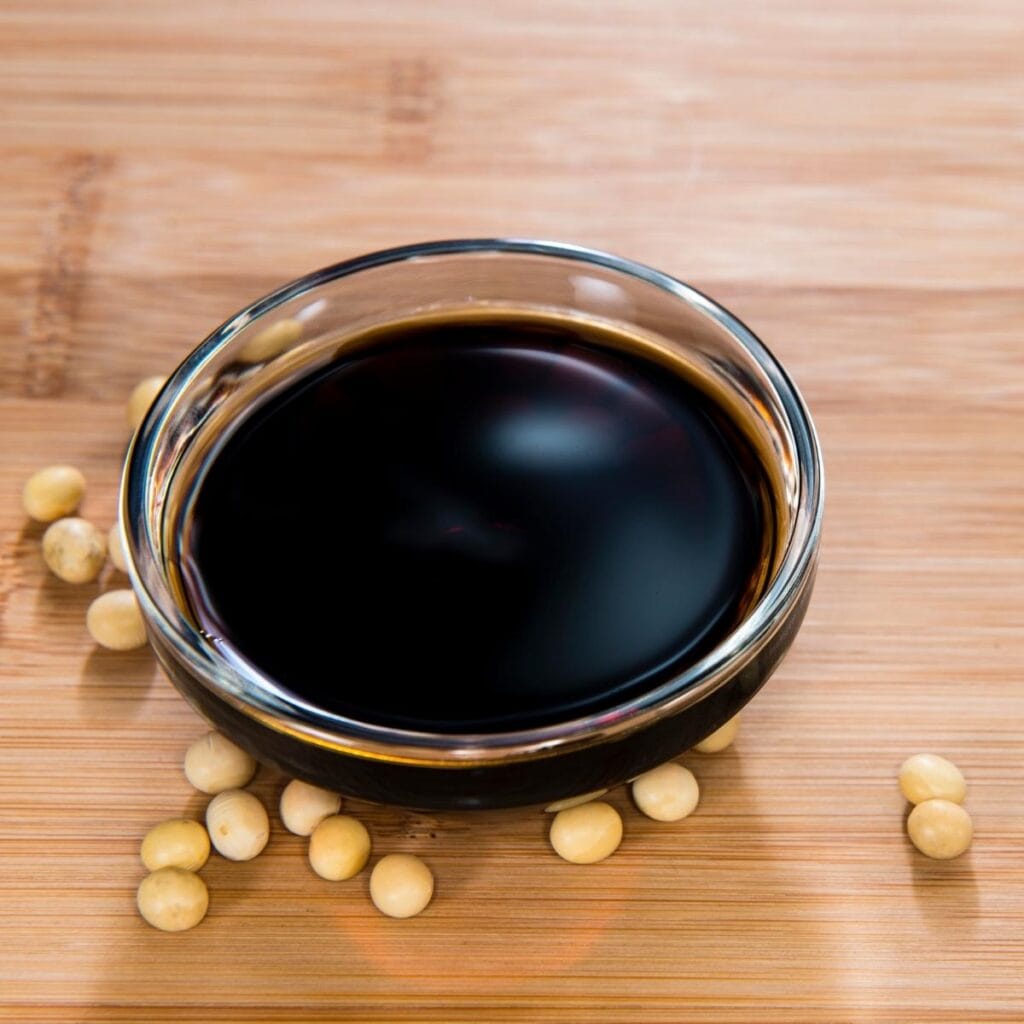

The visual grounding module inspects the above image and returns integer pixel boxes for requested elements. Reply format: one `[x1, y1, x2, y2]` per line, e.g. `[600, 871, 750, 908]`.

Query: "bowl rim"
[123, 238, 824, 766]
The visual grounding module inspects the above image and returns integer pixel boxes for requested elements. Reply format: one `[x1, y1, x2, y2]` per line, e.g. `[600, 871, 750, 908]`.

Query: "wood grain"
[1, 1, 1023, 1021]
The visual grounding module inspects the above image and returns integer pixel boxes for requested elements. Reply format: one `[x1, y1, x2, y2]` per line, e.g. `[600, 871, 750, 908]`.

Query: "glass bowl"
[123, 239, 823, 810]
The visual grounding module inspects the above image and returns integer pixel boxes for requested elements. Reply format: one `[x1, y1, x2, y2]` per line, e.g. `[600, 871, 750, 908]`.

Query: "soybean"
[22, 465, 86, 523]
[694, 714, 740, 753]
[280, 779, 342, 836]
[42, 517, 106, 583]
[86, 589, 147, 650]
[141, 818, 210, 872]
[184, 732, 257, 795]
[127, 376, 166, 432]
[549, 801, 623, 864]
[899, 753, 966, 805]
[136, 867, 208, 932]
[308, 815, 371, 881]
[206, 789, 269, 861]
[631, 763, 699, 822]
[369, 854, 434, 918]
[907, 799, 973, 860]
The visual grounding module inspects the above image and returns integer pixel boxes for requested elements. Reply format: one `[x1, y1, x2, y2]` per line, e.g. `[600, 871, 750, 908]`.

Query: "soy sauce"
[181, 312, 775, 732]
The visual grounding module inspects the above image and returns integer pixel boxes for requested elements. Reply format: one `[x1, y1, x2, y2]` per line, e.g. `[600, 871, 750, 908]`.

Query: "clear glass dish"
[123, 239, 823, 809]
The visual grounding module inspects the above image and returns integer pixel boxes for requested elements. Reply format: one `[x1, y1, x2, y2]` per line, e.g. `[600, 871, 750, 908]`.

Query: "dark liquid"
[181, 313, 774, 732]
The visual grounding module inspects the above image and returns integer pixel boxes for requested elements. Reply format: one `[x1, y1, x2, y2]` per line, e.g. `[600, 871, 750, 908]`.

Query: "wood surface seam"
[23, 152, 111, 399]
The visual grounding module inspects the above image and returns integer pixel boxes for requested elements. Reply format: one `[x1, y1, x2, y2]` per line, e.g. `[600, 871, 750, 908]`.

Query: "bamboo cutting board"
[1, 2, 1022, 1021]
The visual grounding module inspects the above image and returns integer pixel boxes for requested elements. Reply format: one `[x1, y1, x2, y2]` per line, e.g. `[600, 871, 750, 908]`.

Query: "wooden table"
[2, 2, 1022, 1021]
